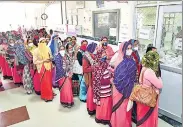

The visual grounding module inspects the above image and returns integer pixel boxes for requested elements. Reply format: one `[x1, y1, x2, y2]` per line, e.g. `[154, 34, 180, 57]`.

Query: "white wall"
[0, 2, 44, 31]
[38, 1, 136, 42]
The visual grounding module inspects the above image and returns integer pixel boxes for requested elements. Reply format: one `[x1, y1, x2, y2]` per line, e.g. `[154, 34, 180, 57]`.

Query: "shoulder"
[143, 67, 155, 76]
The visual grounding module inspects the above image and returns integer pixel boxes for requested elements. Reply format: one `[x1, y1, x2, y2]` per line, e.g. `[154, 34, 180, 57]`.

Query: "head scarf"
[146, 46, 156, 53]
[14, 43, 29, 65]
[113, 41, 137, 98]
[48, 35, 58, 56]
[113, 42, 124, 69]
[54, 53, 66, 82]
[93, 49, 108, 105]
[141, 51, 160, 77]
[87, 42, 97, 53]
[38, 38, 52, 71]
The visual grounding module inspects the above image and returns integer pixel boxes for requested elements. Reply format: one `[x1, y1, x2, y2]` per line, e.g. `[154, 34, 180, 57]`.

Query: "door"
[156, 5, 182, 70]
[155, 4, 182, 123]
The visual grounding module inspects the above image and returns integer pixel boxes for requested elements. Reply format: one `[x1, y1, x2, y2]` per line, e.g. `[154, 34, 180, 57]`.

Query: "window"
[136, 7, 157, 57]
[137, 1, 157, 5]
[159, 12, 182, 69]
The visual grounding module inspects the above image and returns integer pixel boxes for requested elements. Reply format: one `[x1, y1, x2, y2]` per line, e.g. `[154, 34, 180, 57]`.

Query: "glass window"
[137, 1, 157, 5]
[159, 12, 182, 69]
[136, 7, 157, 57]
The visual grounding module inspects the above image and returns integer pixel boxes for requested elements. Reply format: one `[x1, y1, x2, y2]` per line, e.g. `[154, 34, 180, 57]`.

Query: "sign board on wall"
[76, 25, 82, 35]
[139, 29, 150, 40]
[67, 25, 76, 36]
[174, 38, 182, 50]
[109, 28, 117, 36]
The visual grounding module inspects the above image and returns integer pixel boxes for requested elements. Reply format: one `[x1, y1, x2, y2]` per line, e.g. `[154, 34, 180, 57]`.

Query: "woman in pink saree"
[58, 43, 74, 108]
[83, 42, 97, 115]
[136, 51, 163, 127]
[94, 50, 112, 125]
[110, 41, 137, 127]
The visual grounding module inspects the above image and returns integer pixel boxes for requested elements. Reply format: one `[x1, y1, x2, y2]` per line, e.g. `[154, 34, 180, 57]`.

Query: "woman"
[136, 51, 163, 127]
[98, 37, 114, 62]
[76, 42, 88, 102]
[8, 39, 23, 86]
[145, 46, 161, 77]
[0, 39, 8, 80]
[129, 39, 141, 123]
[95, 51, 112, 125]
[31, 36, 41, 95]
[33, 38, 53, 101]
[83, 42, 97, 115]
[58, 43, 74, 107]
[15, 39, 33, 94]
[110, 41, 137, 127]
[72, 41, 87, 97]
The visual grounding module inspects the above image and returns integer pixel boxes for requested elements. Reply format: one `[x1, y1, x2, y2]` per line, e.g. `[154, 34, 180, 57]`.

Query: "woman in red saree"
[94, 50, 112, 125]
[83, 42, 97, 115]
[32, 36, 41, 95]
[33, 38, 53, 102]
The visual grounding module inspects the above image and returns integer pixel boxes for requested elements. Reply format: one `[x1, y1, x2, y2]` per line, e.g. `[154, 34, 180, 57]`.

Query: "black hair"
[50, 29, 53, 35]
[71, 36, 76, 40]
[66, 43, 72, 51]
[146, 46, 156, 53]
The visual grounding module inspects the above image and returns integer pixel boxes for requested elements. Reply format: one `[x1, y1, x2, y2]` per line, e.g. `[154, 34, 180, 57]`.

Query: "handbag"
[129, 68, 158, 107]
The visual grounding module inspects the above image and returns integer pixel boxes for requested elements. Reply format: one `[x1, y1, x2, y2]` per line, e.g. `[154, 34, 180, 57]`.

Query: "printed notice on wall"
[174, 38, 182, 50]
[139, 29, 150, 40]
[109, 28, 117, 36]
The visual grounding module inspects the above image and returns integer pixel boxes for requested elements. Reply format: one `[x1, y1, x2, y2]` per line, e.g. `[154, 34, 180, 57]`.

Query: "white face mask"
[28, 43, 33, 47]
[126, 49, 133, 56]
[59, 50, 65, 56]
[134, 47, 138, 51]
[10, 43, 14, 46]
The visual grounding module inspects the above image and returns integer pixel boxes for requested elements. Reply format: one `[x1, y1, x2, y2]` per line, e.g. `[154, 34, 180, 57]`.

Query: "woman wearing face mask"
[4, 38, 14, 80]
[99, 37, 115, 62]
[75, 41, 88, 102]
[83, 42, 97, 115]
[9, 39, 23, 86]
[130, 39, 141, 77]
[129, 39, 141, 123]
[58, 43, 74, 108]
[110, 41, 137, 127]
[94, 50, 113, 125]
[136, 51, 163, 127]
[33, 38, 54, 101]
[14, 38, 33, 94]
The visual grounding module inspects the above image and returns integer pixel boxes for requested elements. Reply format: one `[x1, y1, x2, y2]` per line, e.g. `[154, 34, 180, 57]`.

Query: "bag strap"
[140, 68, 147, 85]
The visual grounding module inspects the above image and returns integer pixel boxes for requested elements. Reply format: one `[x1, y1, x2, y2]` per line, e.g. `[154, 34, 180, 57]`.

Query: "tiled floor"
[0, 77, 175, 127]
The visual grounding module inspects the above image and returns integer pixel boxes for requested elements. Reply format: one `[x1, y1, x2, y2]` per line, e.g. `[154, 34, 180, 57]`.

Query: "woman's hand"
[68, 72, 73, 78]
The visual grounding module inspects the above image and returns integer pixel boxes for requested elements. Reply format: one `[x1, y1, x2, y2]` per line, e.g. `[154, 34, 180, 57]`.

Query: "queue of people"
[0, 28, 163, 127]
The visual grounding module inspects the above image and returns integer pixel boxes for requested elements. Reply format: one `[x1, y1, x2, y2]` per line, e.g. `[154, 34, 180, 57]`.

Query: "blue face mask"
[101, 56, 107, 62]
[103, 42, 108, 46]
